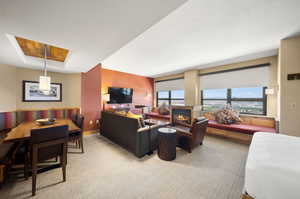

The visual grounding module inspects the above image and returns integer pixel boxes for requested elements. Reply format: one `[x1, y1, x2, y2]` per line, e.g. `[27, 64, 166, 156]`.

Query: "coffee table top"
[158, 128, 176, 134]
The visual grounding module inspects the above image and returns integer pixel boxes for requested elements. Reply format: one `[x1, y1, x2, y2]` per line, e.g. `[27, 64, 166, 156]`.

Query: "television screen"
[107, 87, 133, 104]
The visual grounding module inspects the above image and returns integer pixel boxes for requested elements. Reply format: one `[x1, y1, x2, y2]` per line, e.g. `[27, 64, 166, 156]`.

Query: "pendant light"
[39, 44, 51, 92]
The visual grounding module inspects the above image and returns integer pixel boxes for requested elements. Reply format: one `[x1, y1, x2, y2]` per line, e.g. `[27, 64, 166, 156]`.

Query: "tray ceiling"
[16, 36, 69, 62]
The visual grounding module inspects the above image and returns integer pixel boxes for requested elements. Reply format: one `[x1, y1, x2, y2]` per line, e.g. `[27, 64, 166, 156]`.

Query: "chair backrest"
[71, 114, 78, 124]
[76, 115, 84, 130]
[0, 128, 11, 143]
[31, 125, 68, 144]
[190, 119, 208, 144]
[31, 125, 68, 161]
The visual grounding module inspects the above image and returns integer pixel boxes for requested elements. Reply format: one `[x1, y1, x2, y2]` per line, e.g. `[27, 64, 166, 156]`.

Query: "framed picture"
[23, 80, 62, 102]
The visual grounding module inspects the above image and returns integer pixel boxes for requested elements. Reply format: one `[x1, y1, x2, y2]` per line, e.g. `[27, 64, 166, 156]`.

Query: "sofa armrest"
[176, 130, 192, 138]
[137, 126, 150, 133]
[149, 124, 164, 129]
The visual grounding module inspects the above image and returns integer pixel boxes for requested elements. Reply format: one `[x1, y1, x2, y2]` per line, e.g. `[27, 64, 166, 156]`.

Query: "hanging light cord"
[43, 44, 47, 76]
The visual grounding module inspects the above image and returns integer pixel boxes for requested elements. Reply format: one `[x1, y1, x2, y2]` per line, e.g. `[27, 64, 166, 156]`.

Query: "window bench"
[144, 112, 170, 121]
[203, 112, 277, 144]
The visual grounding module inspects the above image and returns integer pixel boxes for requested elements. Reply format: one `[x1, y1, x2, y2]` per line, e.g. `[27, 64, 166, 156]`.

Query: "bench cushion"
[208, 120, 276, 135]
[145, 112, 170, 120]
[0, 108, 80, 131]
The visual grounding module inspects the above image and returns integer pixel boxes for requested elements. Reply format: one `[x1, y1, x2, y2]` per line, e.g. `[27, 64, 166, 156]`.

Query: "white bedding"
[244, 132, 300, 199]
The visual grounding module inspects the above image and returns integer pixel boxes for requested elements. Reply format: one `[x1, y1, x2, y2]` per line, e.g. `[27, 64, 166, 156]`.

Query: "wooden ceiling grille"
[15, 36, 69, 62]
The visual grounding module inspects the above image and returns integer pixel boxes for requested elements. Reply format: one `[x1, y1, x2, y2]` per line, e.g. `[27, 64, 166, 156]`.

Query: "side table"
[158, 128, 176, 161]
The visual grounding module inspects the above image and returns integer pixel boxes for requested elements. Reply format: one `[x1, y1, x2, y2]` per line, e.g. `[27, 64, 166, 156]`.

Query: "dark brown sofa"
[100, 111, 162, 158]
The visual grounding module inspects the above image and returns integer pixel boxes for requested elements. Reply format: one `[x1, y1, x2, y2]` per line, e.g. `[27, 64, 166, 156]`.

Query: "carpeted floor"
[0, 134, 249, 199]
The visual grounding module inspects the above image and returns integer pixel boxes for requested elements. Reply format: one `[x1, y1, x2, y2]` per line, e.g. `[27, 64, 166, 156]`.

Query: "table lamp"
[102, 94, 110, 110]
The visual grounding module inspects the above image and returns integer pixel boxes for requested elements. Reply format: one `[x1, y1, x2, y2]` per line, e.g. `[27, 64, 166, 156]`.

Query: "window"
[202, 89, 227, 112]
[157, 90, 184, 106]
[231, 87, 266, 115]
[201, 87, 266, 115]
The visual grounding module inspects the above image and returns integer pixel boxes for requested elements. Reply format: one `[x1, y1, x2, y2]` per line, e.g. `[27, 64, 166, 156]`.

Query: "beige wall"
[154, 56, 278, 118]
[0, 64, 81, 111]
[0, 64, 17, 112]
[279, 35, 300, 136]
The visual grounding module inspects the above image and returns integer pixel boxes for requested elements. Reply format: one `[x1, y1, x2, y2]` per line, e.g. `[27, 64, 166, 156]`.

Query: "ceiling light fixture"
[39, 44, 51, 93]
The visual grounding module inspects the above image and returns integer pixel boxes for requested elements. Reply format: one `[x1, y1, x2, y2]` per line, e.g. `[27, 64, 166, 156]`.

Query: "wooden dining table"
[4, 119, 80, 143]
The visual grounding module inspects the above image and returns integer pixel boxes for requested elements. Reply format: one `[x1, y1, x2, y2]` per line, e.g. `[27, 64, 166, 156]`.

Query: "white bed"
[244, 132, 300, 199]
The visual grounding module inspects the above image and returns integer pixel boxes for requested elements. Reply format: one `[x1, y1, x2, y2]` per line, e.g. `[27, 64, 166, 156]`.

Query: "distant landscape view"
[157, 87, 265, 115]
[202, 100, 263, 115]
[202, 87, 264, 115]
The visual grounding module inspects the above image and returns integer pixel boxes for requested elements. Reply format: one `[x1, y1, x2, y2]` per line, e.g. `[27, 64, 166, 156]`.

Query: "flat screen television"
[107, 87, 133, 104]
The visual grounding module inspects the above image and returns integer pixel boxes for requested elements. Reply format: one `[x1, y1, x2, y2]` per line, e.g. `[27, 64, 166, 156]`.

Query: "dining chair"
[30, 125, 68, 196]
[71, 114, 78, 124]
[0, 128, 17, 187]
[69, 115, 84, 153]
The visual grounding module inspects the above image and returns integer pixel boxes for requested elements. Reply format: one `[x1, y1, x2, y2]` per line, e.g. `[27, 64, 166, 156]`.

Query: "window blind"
[155, 78, 184, 91]
[199, 66, 269, 89]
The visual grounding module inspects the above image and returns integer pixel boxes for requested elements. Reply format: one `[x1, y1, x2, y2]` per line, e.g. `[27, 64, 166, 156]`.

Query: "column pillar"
[184, 70, 199, 106]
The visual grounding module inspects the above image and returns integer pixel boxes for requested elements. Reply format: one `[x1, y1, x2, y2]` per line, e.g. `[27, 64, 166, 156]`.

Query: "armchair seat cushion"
[171, 126, 191, 135]
[208, 120, 276, 135]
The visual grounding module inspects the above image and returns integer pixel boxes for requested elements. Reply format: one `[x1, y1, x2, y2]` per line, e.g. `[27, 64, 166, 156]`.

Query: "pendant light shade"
[39, 76, 51, 91]
[39, 44, 51, 92]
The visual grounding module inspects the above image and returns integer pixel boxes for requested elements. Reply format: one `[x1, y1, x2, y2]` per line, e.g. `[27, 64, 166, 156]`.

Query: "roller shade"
[155, 78, 184, 91]
[199, 66, 269, 89]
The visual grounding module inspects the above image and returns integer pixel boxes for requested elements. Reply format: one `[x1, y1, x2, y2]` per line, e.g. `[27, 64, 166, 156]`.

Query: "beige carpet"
[0, 134, 249, 199]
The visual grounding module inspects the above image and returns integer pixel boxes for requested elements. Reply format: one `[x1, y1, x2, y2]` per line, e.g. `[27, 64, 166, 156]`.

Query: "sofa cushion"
[208, 120, 276, 135]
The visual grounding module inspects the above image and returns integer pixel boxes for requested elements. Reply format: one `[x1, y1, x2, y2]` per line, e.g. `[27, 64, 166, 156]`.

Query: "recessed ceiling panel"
[15, 36, 69, 62]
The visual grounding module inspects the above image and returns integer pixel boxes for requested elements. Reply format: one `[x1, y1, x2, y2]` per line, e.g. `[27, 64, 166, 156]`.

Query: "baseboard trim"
[83, 130, 98, 136]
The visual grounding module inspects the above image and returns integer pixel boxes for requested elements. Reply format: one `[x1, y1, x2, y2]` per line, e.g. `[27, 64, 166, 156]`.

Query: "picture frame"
[22, 80, 62, 102]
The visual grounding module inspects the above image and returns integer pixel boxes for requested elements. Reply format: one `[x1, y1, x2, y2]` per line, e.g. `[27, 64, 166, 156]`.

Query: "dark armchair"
[174, 118, 208, 153]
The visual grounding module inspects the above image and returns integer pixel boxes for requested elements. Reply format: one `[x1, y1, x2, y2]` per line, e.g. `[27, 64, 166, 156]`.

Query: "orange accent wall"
[101, 69, 154, 109]
[81, 65, 101, 130]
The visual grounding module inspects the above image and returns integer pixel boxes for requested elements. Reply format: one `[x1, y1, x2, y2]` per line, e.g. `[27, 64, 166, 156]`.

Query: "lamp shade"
[39, 76, 51, 91]
[103, 94, 110, 102]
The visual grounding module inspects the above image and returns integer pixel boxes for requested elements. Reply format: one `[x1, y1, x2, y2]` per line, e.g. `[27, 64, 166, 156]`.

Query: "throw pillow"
[126, 111, 142, 119]
[214, 106, 242, 124]
[115, 110, 127, 116]
[158, 102, 170, 115]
